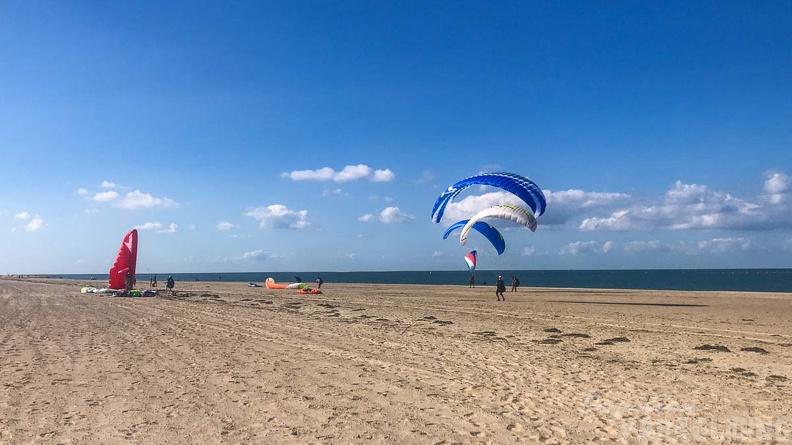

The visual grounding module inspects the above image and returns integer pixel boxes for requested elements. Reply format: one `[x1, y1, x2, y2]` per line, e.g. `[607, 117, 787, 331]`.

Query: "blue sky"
[1, 1, 791, 274]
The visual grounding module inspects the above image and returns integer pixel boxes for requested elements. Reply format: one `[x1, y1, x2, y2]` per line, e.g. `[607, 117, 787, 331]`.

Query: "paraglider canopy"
[431, 172, 546, 224]
[108, 229, 138, 290]
[443, 219, 506, 255]
[464, 250, 477, 272]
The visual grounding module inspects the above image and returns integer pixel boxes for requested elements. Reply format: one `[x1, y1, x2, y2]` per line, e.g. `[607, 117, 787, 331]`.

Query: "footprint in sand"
[740, 347, 769, 354]
[561, 333, 591, 339]
[731, 367, 757, 377]
[694, 344, 730, 352]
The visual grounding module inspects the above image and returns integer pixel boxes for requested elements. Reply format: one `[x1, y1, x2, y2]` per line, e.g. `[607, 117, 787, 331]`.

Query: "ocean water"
[52, 269, 792, 292]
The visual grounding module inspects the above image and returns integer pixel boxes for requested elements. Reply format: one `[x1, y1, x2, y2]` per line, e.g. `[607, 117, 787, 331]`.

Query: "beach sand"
[1, 278, 790, 444]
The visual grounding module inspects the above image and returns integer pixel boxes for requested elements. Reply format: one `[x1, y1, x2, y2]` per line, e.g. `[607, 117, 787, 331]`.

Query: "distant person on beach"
[496, 275, 506, 301]
[295, 276, 303, 283]
[166, 275, 175, 293]
[511, 276, 520, 292]
[125, 272, 133, 292]
[152, 274, 157, 288]
[316, 277, 324, 289]
[469, 275, 475, 288]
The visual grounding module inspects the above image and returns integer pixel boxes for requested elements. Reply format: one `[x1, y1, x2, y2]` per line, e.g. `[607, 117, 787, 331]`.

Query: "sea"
[48, 269, 792, 293]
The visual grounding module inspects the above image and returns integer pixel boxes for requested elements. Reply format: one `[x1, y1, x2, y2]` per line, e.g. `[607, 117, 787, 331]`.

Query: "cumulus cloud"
[544, 190, 631, 226]
[217, 221, 235, 231]
[764, 172, 789, 204]
[281, 164, 395, 182]
[116, 190, 178, 210]
[25, 217, 45, 232]
[602, 241, 614, 253]
[93, 191, 119, 202]
[624, 240, 667, 253]
[580, 178, 790, 232]
[521, 246, 537, 256]
[134, 222, 178, 233]
[561, 241, 605, 255]
[14, 212, 30, 220]
[246, 204, 310, 229]
[359, 207, 414, 223]
[697, 237, 751, 253]
[82, 183, 178, 210]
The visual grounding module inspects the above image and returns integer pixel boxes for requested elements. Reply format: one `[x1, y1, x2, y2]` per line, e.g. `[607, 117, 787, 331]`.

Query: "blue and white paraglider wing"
[431, 172, 546, 224]
[464, 250, 477, 272]
[443, 219, 506, 255]
[460, 204, 538, 246]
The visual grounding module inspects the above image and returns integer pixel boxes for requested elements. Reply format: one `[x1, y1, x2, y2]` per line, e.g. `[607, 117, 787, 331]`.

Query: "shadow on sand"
[549, 300, 708, 308]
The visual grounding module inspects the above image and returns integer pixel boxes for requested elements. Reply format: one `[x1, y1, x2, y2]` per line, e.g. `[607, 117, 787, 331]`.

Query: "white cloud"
[93, 191, 119, 202]
[217, 221, 235, 231]
[236, 249, 267, 261]
[359, 207, 414, 224]
[281, 164, 395, 182]
[77, 188, 88, 195]
[579, 177, 790, 232]
[24, 217, 45, 232]
[134, 222, 178, 233]
[14, 212, 30, 220]
[246, 204, 310, 229]
[624, 240, 666, 253]
[432, 251, 443, 257]
[560, 241, 600, 255]
[521, 246, 537, 256]
[543, 189, 632, 226]
[764, 172, 789, 204]
[602, 241, 614, 253]
[371, 169, 395, 182]
[697, 237, 751, 253]
[100, 180, 119, 189]
[116, 190, 178, 210]
[322, 188, 345, 197]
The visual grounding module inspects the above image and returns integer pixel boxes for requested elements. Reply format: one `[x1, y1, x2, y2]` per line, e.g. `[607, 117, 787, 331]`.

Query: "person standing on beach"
[496, 275, 506, 301]
[166, 275, 175, 294]
[511, 276, 520, 292]
[125, 272, 133, 292]
[316, 277, 324, 289]
[153, 274, 157, 288]
[469, 275, 475, 288]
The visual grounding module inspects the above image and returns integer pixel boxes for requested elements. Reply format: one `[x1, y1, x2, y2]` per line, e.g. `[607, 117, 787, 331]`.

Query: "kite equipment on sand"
[108, 229, 138, 290]
[297, 288, 323, 295]
[265, 278, 309, 290]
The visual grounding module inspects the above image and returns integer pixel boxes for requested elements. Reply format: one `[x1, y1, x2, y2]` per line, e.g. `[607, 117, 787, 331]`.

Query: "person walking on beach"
[166, 275, 175, 294]
[511, 276, 520, 292]
[496, 275, 506, 301]
[469, 275, 475, 288]
[316, 277, 324, 289]
[152, 274, 157, 288]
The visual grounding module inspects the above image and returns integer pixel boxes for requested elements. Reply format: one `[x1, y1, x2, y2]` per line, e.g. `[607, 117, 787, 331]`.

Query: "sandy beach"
[1, 278, 790, 444]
